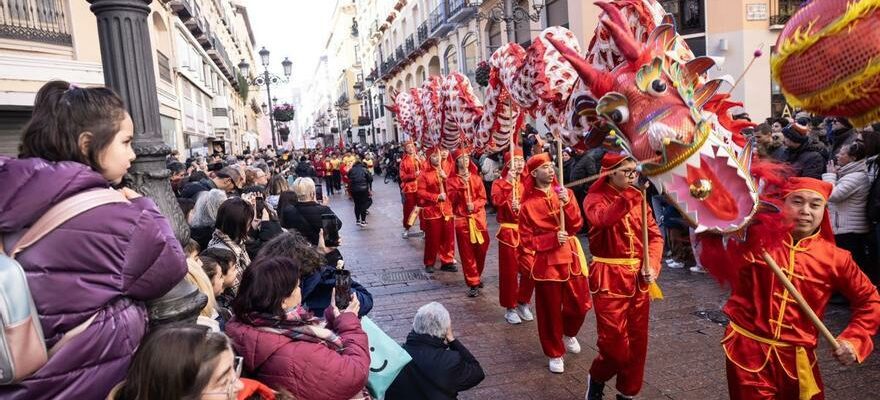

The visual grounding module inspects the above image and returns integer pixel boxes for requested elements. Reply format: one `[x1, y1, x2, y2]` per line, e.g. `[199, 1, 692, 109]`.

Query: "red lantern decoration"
[771, 0, 880, 126]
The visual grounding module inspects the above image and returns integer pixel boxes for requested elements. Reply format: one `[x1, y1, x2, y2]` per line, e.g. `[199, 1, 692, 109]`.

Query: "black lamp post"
[238, 47, 292, 149]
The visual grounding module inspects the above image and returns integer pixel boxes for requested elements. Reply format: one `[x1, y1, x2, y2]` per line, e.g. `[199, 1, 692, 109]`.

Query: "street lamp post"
[473, 0, 546, 42]
[238, 48, 292, 150]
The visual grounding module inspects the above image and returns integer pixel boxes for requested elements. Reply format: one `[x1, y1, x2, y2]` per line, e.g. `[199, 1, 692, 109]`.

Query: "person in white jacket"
[823, 141, 871, 272]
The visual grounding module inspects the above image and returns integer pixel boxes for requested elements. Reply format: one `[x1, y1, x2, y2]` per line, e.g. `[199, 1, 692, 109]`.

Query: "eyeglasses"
[617, 168, 638, 178]
[202, 356, 243, 399]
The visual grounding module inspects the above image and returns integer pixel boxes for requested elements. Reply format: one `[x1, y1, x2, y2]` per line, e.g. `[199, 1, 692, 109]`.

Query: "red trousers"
[453, 222, 489, 287]
[534, 275, 591, 358]
[726, 351, 824, 400]
[589, 291, 650, 396]
[498, 242, 534, 308]
[402, 191, 418, 229]
[423, 217, 455, 267]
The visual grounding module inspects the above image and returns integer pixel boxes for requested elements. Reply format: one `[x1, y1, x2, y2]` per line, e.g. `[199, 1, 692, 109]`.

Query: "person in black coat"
[294, 156, 316, 178]
[347, 161, 373, 226]
[386, 302, 485, 400]
[279, 178, 343, 265]
[783, 123, 827, 179]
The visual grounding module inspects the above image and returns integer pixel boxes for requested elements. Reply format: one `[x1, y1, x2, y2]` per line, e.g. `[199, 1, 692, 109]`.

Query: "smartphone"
[315, 183, 324, 202]
[334, 268, 352, 310]
[321, 213, 339, 247]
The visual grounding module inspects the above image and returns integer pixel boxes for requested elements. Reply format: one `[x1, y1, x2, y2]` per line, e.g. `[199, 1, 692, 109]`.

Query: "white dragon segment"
[392, 90, 418, 141]
[409, 87, 427, 144]
[477, 43, 526, 152]
[441, 72, 484, 149]
[419, 76, 444, 146]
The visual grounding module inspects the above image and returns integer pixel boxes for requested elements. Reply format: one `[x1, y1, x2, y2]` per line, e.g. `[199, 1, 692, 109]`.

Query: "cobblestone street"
[331, 178, 880, 400]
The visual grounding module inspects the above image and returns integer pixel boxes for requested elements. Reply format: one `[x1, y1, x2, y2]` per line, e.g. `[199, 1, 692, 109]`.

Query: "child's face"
[222, 262, 237, 288]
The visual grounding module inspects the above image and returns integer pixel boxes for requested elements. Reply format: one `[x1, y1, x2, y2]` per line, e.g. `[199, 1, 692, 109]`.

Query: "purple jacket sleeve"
[121, 197, 187, 300]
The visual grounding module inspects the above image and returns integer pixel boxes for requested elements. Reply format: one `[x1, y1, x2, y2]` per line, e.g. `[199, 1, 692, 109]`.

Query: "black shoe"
[467, 287, 479, 297]
[425, 266, 435, 274]
[440, 263, 458, 272]
[587, 376, 605, 400]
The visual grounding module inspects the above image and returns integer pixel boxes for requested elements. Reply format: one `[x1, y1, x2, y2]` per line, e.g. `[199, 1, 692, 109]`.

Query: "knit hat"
[782, 123, 810, 144]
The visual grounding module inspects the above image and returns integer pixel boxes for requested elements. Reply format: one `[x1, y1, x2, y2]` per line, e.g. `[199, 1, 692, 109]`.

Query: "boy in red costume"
[519, 153, 592, 374]
[447, 146, 490, 297]
[417, 147, 457, 274]
[584, 153, 663, 400]
[491, 148, 535, 324]
[399, 141, 422, 238]
[701, 177, 880, 400]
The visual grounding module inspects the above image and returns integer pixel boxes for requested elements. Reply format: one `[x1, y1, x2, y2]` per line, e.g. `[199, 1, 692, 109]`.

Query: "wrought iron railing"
[417, 21, 428, 44]
[395, 45, 404, 60]
[428, 1, 448, 33]
[405, 35, 414, 54]
[0, 0, 71, 45]
[769, 0, 799, 27]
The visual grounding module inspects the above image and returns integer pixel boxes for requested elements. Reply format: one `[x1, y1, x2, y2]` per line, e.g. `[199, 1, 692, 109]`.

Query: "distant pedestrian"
[348, 160, 373, 226]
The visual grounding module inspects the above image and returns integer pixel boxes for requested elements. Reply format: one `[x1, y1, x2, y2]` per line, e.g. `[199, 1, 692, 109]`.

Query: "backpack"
[0, 189, 127, 384]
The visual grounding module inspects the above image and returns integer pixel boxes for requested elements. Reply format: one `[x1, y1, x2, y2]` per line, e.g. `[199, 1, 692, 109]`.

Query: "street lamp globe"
[259, 47, 270, 67]
[282, 57, 293, 77]
[237, 59, 250, 77]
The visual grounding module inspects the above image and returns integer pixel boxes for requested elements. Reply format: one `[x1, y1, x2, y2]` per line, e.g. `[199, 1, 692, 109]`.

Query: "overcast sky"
[246, 0, 335, 103]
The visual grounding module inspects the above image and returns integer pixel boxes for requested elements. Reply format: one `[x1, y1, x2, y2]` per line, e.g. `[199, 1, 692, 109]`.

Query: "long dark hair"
[215, 197, 254, 243]
[116, 325, 231, 400]
[232, 257, 301, 323]
[19, 80, 127, 173]
[254, 231, 324, 276]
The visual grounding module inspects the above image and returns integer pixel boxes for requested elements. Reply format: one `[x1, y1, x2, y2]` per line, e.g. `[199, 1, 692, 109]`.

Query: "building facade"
[0, 0, 263, 158]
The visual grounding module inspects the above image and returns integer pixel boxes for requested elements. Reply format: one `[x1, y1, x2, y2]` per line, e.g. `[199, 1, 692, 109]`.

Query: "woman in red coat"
[226, 257, 371, 400]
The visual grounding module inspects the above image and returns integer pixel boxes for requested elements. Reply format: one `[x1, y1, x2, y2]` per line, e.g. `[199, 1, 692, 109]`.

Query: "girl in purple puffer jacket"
[0, 80, 187, 399]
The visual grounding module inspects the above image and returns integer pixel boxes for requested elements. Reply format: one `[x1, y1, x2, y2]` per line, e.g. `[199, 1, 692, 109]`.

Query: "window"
[157, 50, 172, 83]
[659, 0, 705, 35]
[160, 115, 178, 150]
[514, 0, 531, 44]
[444, 46, 458, 75]
[545, 0, 568, 28]
[487, 19, 502, 54]
[462, 34, 478, 82]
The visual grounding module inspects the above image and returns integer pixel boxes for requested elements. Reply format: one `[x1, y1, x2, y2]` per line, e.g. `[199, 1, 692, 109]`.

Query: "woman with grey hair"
[190, 189, 228, 250]
[386, 302, 485, 399]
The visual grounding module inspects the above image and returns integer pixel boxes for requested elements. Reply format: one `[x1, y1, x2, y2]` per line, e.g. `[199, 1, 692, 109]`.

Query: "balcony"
[429, 1, 452, 38]
[447, 0, 476, 24]
[169, 0, 195, 21]
[417, 21, 429, 44]
[185, 14, 207, 38]
[405, 35, 415, 55]
[395, 45, 404, 60]
[0, 0, 72, 46]
[206, 33, 234, 81]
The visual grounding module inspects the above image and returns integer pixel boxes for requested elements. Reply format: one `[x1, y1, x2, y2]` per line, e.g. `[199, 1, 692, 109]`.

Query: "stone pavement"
[329, 177, 880, 400]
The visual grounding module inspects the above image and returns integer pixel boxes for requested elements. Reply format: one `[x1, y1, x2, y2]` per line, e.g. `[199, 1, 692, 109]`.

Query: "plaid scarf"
[208, 230, 251, 292]
[247, 306, 344, 350]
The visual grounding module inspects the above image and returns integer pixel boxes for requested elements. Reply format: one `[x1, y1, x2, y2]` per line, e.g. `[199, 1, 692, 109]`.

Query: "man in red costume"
[519, 153, 591, 374]
[491, 148, 535, 324]
[584, 153, 663, 400]
[701, 177, 880, 400]
[417, 146, 457, 274]
[447, 146, 490, 297]
[399, 141, 422, 238]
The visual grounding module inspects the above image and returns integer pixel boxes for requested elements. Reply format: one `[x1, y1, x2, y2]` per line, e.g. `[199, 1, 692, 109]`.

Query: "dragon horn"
[546, 34, 608, 91]
[595, 2, 640, 63]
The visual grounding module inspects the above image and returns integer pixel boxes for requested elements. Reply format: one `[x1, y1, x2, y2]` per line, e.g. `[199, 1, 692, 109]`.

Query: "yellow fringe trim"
[771, 0, 880, 121]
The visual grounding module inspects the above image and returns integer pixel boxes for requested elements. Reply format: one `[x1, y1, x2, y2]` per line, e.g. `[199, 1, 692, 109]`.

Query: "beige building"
[0, 0, 263, 157]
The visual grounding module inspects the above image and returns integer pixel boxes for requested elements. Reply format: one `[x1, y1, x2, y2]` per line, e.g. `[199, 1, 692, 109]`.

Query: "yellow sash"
[499, 223, 519, 230]
[571, 237, 589, 276]
[729, 322, 820, 400]
[592, 256, 663, 299]
[468, 217, 485, 244]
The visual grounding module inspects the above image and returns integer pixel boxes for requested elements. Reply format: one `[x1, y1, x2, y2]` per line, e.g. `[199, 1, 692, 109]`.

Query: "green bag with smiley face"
[360, 316, 412, 398]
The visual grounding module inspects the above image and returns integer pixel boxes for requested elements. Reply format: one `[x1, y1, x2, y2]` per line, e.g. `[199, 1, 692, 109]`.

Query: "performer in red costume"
[399, 141, 422, 238]
[447, 146, 490, 297]
[700, 177, 880, 400]
[417, 146, 458, 274]
[519, 153, 591, 374]
[491, 148, 535, 324]
[584, 153, 663, 400]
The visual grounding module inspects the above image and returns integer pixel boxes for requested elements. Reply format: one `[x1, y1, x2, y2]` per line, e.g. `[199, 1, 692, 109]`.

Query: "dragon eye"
[649, 79, 668, 96]
[608, 106, 629, 125]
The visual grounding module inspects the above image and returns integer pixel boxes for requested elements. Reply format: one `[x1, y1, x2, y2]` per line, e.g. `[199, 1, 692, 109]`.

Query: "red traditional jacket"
[416, 164, 453, 220]
[719, 231, 880, 376]
[491, 178, 523, 247]
[584, 179, 663, 297]
[399, 154, 421, 193]
[519, 185, 584, 281]
[446, 171, 488, 231]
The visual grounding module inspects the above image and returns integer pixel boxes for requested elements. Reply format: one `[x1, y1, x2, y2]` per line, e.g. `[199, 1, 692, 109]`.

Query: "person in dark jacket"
[348, 160, 373, 226]
[783, 123, 827, 179]
[295, 156, 316, 178]
[255, 231, 373, 317]
[281, 179, 344, 266]
[386, 302, 485, 400]
[0, 80, 186, 399]
[190, 189, 227, 250]
[828, 117, 856, 157]
[179, 166, 243, 199]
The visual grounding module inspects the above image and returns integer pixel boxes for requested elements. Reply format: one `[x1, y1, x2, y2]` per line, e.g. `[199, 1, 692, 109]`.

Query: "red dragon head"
[549, 1, 759, 234]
